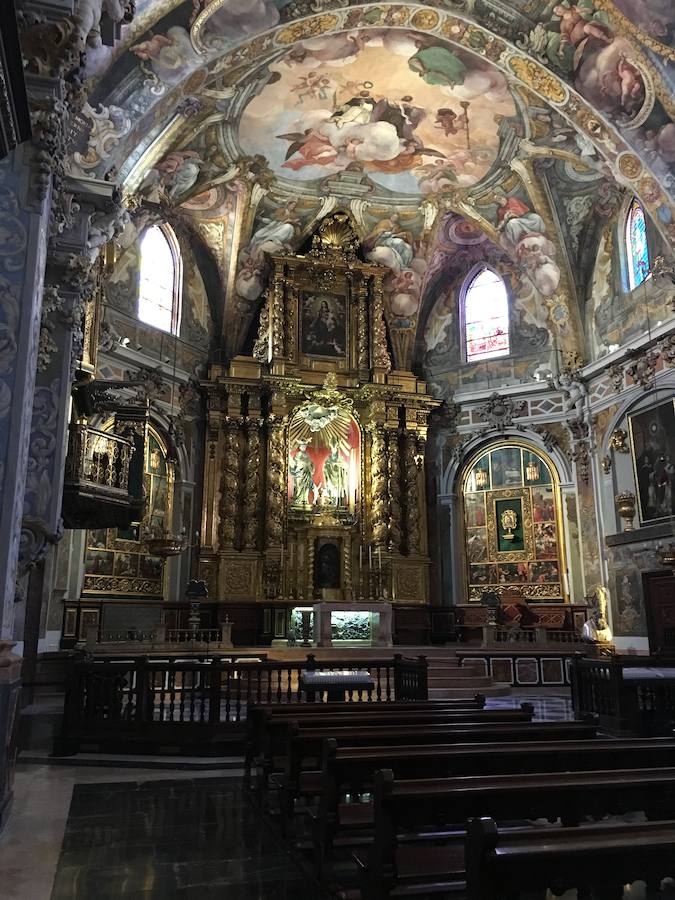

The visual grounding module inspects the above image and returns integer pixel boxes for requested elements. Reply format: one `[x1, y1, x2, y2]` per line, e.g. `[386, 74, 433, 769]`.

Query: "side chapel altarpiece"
[198, 214, 439, 606]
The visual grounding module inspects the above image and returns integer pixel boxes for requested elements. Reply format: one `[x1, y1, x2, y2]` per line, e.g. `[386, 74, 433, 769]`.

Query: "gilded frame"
[486, 487, 535, 562]
[460, 439, 568, 603]
[628, 397, 675, 527]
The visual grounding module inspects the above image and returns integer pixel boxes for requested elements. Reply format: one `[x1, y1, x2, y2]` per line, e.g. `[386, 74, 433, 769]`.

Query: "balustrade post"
[209, 657, 223, 724]
[417, 655, 428, 700]
[135, 657, 150, 722]
[393, 653, 402, 700]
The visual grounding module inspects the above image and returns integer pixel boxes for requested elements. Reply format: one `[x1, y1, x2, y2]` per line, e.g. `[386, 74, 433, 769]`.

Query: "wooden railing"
[484, 625, 584, 647]
[64, 423, 133, 495]
[55, 653, 428, 755]
[571, 653, 675, 735]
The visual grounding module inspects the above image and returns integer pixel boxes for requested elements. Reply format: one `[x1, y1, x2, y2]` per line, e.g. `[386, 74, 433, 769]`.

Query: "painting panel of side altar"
[629, 398, 675, 526]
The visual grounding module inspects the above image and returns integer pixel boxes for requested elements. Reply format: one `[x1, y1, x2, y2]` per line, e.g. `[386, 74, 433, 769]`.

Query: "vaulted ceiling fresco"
[65, 0, 675, 371]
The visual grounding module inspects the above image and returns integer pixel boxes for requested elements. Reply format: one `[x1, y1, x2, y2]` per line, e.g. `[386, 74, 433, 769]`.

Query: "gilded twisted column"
[403, 432, 421, 554]
[369, 425, 389, 549]
[241, 419, 262, 550]
[218, 418, 242, 549]
[306, 538, 315, 601]
[386, 427, 403, 554]
[372, 274, 392, 372]
[270, 269, 285, 361]
[357, 279, 369, 373]
[266, 419, 286, 548]
[343, 541, 353, 600]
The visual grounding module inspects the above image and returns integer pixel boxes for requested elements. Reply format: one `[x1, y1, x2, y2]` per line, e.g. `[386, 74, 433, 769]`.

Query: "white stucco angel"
[548, 369, 587, 422]
[74, 0, 128, 49]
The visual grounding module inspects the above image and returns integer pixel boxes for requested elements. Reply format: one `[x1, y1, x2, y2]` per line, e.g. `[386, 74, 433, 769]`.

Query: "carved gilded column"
[371, 273, 392, 376]
[266, 417, 286, 548]
[369, 425, 388, 549]
[201, 395, 222, 551]
[218, 417, 242, 549]
[386, 427, 403, 554]
[356, 277, 369, 375]
[306, 535, 315, 601]
[241, 419, 262, 550]
[403, 432, 421, 554]
[270, 268, 285, 362]
[343, 540, 353, 601]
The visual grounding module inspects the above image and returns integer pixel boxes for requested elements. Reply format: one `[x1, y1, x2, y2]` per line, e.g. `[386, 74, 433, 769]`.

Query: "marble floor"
[486, 688, 574, 721]
[1, 767, 322, 900]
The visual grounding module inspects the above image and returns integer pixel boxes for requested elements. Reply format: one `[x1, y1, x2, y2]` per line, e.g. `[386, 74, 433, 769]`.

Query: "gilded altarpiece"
[199, 214, 439, 608]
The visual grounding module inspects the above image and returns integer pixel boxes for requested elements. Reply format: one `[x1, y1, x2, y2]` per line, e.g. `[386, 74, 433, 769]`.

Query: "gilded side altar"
[198, 214, 439, 607]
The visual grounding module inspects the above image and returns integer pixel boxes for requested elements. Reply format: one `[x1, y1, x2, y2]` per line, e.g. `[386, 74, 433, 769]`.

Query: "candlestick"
[368, 545, 372, 570]
[378, 546, 382, 573]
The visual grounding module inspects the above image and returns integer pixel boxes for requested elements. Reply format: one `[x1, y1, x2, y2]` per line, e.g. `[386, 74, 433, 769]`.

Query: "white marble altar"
[312, 601, 393, 648]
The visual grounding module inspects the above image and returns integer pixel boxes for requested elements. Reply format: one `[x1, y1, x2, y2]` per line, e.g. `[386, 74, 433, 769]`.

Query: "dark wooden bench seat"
[466, 816, 675, 900]
[270, 719, 598, 831]
[311, 736, 675, 877]
[254, 705, 540, 793]
[244, 697, 486, 772]
[354, 767, 675, 899]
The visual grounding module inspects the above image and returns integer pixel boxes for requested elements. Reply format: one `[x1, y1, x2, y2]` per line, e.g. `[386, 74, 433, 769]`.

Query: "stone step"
[428, 675, 495, 688]
[427, 668, 485, 678]
[428, 684, 512, 699]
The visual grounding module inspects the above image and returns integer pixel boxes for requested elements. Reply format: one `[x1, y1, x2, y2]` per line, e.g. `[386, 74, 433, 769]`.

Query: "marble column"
[0, 641, 21, 832]
[0, 146, 51, 639]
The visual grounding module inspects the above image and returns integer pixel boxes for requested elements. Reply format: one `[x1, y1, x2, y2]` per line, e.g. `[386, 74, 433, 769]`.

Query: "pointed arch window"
[138, 225, 181, 334]
[463, 267, 510, 362]
[625, 197, 650, 291]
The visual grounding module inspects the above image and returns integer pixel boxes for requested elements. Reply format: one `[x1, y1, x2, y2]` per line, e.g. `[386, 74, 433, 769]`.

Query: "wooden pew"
[313, 736, 675, 877]
[357, 767, 675, 899]
[258, 704, 535, 782]
[274, 719, 598, 831]
[244, 696, 486, 773]
[465, 816, 675, 900]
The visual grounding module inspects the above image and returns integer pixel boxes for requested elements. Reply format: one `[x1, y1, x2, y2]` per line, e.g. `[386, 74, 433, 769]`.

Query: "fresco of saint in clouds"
[239, 29, 516, 196]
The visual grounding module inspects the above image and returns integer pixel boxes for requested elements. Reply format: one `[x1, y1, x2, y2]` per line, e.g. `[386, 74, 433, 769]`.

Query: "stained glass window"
[138, 225, 180, 333]
[463, 268, 510, 363]
[625, 198, 650, 291]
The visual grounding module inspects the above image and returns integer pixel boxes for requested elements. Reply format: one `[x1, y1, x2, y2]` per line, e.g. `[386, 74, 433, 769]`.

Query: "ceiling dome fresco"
[238, 29, 517, 196]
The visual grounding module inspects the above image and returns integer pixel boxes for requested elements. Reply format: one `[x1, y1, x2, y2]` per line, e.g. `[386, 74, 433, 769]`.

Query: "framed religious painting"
[628, 398, 675, 526]
[300, 292, 348, 360]
[486, 487, 535, 563]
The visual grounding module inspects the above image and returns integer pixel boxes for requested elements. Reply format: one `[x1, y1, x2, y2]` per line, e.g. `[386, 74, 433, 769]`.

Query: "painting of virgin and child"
[301, 293, 347, 358]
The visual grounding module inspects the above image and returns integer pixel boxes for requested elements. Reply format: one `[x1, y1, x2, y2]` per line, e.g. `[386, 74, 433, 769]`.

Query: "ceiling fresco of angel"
[57, 0, 675, 374]
[237, 30, 516, 196]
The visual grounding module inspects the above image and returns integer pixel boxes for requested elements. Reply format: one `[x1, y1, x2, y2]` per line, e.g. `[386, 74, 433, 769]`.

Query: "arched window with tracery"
[138, 224, 181, 334]
[625, 197, 650, 291]
[462, 267, 510, 362]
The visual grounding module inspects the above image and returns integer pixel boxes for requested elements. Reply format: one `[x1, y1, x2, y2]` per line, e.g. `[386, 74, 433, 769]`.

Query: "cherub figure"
[548, 369, 588, 422]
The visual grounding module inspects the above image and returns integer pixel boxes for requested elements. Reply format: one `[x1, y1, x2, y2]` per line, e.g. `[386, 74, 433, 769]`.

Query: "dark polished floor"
[50, 778, 322, 900]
